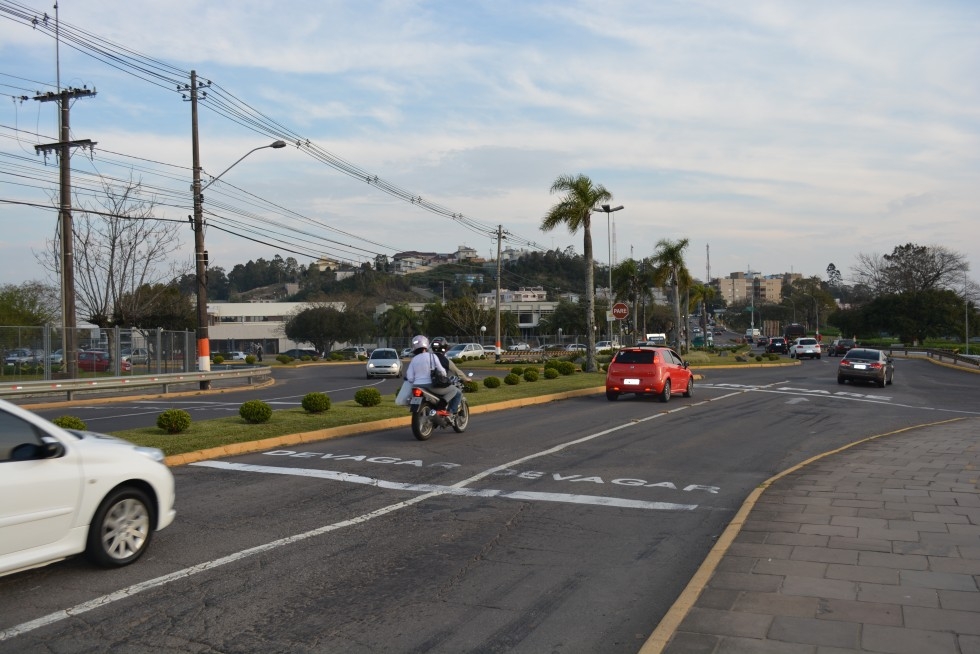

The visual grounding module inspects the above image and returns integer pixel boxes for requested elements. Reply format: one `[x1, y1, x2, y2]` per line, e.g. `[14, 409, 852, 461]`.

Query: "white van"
[745, 328, 761, 342]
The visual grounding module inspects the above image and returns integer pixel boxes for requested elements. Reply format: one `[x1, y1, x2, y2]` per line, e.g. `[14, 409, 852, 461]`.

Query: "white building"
[207, 301, 345, 354]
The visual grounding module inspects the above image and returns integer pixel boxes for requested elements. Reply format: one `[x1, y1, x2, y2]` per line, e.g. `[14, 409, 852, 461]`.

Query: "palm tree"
[651, 238, 691, 351]
[612, 257, 659, 342]
[541, 174, 613, 372]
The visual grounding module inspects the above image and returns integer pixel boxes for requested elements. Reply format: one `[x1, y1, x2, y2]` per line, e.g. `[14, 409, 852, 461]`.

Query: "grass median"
[112, 370, 607, 457]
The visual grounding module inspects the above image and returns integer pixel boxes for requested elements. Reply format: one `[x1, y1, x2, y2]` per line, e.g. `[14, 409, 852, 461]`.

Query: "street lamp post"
[192, 139, 286, 387]
[597, 204, 623, 343]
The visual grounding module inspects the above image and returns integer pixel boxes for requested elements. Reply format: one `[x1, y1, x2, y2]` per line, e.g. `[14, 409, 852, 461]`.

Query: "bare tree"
[39, 174, 187, 328]
[852, 244, 970, 296]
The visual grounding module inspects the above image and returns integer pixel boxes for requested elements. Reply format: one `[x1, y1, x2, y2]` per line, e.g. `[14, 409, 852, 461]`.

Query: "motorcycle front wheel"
[411, 409, 434, 440]
[452, 400, 469, 433]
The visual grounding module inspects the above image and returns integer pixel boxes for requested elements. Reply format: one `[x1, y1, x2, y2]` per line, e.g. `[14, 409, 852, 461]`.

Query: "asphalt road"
[2, 358, 977, 653]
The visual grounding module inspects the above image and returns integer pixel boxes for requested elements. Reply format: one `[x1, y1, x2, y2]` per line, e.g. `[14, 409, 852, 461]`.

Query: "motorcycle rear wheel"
[452, 400, 469, 433]
[411, 410, 434, 440]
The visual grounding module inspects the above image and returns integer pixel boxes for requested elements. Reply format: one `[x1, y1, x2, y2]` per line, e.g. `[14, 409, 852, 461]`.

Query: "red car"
[605, 346, 693, 402]
[77, 351, 131, 373]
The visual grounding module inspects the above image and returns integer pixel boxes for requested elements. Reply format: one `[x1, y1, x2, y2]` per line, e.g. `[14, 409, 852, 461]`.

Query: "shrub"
[330, 352, 344, 361]
[239, 400, 273, 424]
[53, 415, 86, 430]
[556, 361, 576, 375]
[276, 354, 292, 364]
[483, 375, 502, 388]
[354, 387, 382, 407]
[523, 368, 539, 382]
[245, 354, 257, 364]
[213, 355, 225, 365]
[504, 373, 521, 385]
[755, 355, 763, 362]
[157, 409, 192, 434]
[510, 366, 524, 376]
[462, 379, 479, 393]
[544, 359, 560, 370]
[301, 392, 331, 413]
[543, 367, 560, 379]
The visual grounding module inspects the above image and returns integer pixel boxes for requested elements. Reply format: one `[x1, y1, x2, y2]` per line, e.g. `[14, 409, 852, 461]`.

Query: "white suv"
[446, 343, 486, 360]
[790, 337, 822, 360]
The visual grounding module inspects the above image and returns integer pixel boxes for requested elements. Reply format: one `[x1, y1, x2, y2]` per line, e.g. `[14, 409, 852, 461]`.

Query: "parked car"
[827, 338, 856, 357]
[595, 340, 620, 353]
[508, 342, 530, 351]
[605, 346, 693, 403]
[564, 343, 587, 352]
[0, 398, 176, 576]
[837, 348, 894, 387]
[400, 347, 415, 358]
[224, 351, 248, 361]
[446, 343, 486, 361]
[765, 337, 788, 354]
[483, 345, 502, 356]
[4, 348, 39, 365]
[121, 348, 149, 365]
[47, 349, 64, 365]
[366, 348, 402, 378]
[789, 337, 822, 360]
[77, 350, 111, 372]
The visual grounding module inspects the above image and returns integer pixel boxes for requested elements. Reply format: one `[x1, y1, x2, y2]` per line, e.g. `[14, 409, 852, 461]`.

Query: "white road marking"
[1, 390, 748, 642]
[191, 461, 698, 511]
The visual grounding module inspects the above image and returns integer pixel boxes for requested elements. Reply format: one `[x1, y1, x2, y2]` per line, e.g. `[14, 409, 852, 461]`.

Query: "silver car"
[366, 348, 402, 378]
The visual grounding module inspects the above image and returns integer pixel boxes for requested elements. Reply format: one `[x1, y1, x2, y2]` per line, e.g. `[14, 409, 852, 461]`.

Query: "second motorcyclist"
[429, 337, 465, 420]
[405, 335, 462, 421]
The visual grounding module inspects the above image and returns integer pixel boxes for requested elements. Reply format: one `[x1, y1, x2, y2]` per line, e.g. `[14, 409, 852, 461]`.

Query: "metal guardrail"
[886, 347, 980, 369]
[0, 366, 273, 401]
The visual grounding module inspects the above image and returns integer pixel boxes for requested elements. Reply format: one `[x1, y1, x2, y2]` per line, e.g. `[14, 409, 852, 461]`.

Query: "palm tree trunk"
[583, 217, 596, 372]
[672, 273, 681, 351]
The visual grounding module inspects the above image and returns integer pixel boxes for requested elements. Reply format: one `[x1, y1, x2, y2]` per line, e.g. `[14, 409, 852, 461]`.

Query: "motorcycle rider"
[429, 337, 465, 418]
[405, 334, 461, 419]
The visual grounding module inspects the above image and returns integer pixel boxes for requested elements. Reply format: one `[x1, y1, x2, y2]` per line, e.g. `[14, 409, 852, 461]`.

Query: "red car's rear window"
[613, 349, 656, 364]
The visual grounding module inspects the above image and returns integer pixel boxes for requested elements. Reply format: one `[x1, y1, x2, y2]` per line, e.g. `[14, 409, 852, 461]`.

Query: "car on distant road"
[366, 348, 402, 378]
[765, 337, 788, 354]
[226, 351, 248, 361]
[0, 398, 176, 577]
[789, 337, 821, 360]
[446, 343, 486, 361]
[827, 338, 856, 357]
[335, 346, 368, 359]
[483, 345, 502, 356]
[400, 347, 415, 358]
[121, 348, 149, 365]
[605, 345, 693, 403]
[837, 348, 894, 387]
[280, 348, 318, 359]
[756, 336, 770, 348]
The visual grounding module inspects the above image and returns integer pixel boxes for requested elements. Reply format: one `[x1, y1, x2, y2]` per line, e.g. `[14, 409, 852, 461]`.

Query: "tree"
[115, 283, 195, 331]
[441, 297, 496, 341]
[378, 304, 421, 339]
[541, 174, 614, 372]
[38, 175, 186, 329]
[0, 281, 59, 326]
[284, 304, 371, 354]
[651, 238, 691, 351]
[852, 244, 970, 296]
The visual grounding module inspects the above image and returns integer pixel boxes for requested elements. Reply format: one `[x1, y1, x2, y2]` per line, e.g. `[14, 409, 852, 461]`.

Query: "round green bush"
[543, 367, 560, 379]
[755, 355, 763, 362]
[213, 355, 225, 365]
[483, 375, 502, 388]
[301, 392, 331, 413]
[510, 366, 524, 376]
[504, 373, 521, 385]
[245, 354, 257, 364]
[53, 415, 87, 430]
[556, 361, 576, 375]
[544, 359, 560, 370]
[276, 354, 292, 364]
[523, 368, 539, 382]
[157, 408, 192, 434]
[330, 352, 344, 361]
[354, 387, 382, 407]
[462, 379, 479, 393]
[239, 399, 273, 424]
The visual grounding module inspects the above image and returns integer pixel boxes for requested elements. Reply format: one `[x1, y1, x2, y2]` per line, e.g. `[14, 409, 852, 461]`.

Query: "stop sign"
[612, 302, 629, 320]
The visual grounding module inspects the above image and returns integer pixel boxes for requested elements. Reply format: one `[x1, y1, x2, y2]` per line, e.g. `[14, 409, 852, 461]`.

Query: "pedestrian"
[256, 344, 263, 361]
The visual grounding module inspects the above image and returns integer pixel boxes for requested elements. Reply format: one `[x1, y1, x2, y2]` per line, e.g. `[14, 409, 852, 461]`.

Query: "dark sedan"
[765, 337, 788, 354]
[837, 348, 894, 387]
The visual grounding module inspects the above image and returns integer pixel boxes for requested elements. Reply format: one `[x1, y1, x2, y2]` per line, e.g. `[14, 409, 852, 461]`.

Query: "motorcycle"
[408, 374, 471, 441]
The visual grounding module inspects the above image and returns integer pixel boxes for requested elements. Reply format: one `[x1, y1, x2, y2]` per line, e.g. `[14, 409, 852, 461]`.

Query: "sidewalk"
[645, 417, 980, 654]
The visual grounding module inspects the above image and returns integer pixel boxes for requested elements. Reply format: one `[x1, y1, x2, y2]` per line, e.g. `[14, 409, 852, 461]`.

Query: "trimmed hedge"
[354, 388, 382, 407]
[53, 415, 87, 430]
[523, 368, 539, 382]
[301, 392, 331, 413]
[483, 376, 502, 388]
[157, 408, 192, 434]
[504, 373, 521, 385]
[240, 400, 273, 424]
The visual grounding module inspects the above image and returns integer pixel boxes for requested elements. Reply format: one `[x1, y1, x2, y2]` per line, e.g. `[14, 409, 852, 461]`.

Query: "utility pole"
[188, 70, 211, 388]
[34, 87, 97, 379]
[495, 225, 503, 362]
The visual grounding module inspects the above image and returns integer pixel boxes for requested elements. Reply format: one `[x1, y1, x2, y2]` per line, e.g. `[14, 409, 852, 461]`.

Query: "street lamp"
[597, 204, 623, 343]
[480, 325, 486, 346]
[192, 139, 286, 386]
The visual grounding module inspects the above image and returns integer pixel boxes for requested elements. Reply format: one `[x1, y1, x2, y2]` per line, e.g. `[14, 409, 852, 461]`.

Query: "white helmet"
[411, 334, 430, 351]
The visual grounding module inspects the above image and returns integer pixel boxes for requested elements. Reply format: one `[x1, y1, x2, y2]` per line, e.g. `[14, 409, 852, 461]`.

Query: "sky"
[2, 0, 979, 292]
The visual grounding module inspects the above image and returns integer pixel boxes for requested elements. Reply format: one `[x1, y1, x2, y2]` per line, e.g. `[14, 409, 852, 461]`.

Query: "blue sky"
[2, 0, 978, 290]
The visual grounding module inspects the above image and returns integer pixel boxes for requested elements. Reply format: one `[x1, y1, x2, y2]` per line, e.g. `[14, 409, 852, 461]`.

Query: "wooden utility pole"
[34, 87, 96, 379]
[189, 70, 211, 388]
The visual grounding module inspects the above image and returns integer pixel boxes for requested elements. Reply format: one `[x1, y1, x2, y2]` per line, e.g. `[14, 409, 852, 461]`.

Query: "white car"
[789, 337, 822, 360]
[595, 341, 620, 353]
[366, 348, 402, 378]
[228, 351, 248, 361]
[508, 342, 530, 351]
[0, 398, 176, 577]
[446, 343, 486, 360]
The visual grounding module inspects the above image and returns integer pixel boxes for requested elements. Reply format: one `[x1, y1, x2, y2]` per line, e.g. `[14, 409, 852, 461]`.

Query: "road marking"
[1, 391, 748, 642]
[192, 461, 698, 511]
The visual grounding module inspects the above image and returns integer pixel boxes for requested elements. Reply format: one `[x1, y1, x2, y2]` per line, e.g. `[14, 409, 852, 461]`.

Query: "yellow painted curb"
[637, 416, 968, 654]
